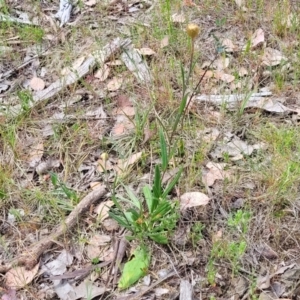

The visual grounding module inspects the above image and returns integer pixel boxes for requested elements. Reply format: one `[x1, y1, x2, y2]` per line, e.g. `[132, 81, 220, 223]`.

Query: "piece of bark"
[113, 236, 128, 285]
[0, 186, 107, 274]
[1, 38, 131, 117]
[180, 280, 193, 300]
[121, 47, 152, 83]
[193, 91, 294, 113]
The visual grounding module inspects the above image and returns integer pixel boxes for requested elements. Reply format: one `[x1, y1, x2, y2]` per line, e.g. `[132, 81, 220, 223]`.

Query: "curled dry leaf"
[94, 64, 110, 81]
[202, 162, 231, 187]
[180, 192, 210, 210]
[5, 263, 39, 289]
[29, 77, 45, 91]
[262, 47, 288, 67]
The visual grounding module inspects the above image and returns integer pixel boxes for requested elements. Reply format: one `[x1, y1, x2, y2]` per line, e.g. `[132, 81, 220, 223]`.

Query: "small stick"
[129, 271, 177, 300]
[0, 186, 107, 273]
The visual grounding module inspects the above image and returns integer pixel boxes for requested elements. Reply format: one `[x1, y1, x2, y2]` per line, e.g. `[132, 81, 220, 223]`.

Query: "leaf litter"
[2, 0, 300, 299]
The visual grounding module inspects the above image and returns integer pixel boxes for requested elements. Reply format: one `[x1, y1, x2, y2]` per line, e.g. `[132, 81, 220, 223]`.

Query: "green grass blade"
[153, 165, 162, 199]
[124, 186, 142, 211]
[171, 94, 188, 134]
[162, 167, 182, 198]
[143, 185, 157, 213]
[159, 129, 168, 171]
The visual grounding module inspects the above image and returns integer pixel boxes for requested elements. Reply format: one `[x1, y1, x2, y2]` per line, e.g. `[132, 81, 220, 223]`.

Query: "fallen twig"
[129, 271, 177, 300]
[47, 260, 112, 281]
[0, 186, 107, 274]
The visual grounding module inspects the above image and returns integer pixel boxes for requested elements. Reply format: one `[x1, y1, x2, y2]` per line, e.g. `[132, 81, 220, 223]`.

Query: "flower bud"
[186, 23, 200, 39]
[100, 152, 109, 161]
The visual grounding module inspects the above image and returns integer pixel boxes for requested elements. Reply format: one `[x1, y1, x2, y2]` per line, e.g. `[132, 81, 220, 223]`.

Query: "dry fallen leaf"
[213, 57, 230, 71]
[211, 137, 254, 161]
[94, 64, 110, 81]
[111, 115, 135, 137]
[160, 36, 169, 48]
[171, 13, 185, 23]
[5, 264, 39, 289]
[112, 106, 135, 116]
[262, 47, 287, 67]
[234, 0, 245, 8]
[90, 234, 111, 246]
[138, 47, 156, 56]
[198, 128, 220, 143]
[97, 157, 114, 173]
[250, 28, 264, 49]
[180, 192, 210, 210]
[27, 142, 44, 168]
[102, 218, 119, 231]
[29, 77, 45, 91]
[212, 230, 223, 242]
[183, 0, 197, 6]
[106, 59, 123, 66]
[256, 272, 270, 290]
[222, 38, 237, 52]
[94, 200, 114, 221]
[106, 76, 123, 91]
[90, 182, 104, 190]
[85, 0, 96, 6]
[116, 152, 143, 173]
[215, 71, 235, 83]
[238, 67, 248, 77]
[86, 244, 102, 260]
[61, 56, 86, 75]
[202, 162, 231, 187]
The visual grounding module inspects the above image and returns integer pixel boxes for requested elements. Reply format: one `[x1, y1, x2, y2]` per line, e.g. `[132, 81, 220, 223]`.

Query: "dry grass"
[1, 0, 300, 298]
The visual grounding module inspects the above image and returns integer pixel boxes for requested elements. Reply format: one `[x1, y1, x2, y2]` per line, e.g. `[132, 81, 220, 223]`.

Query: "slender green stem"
[168, 40, 195, 144]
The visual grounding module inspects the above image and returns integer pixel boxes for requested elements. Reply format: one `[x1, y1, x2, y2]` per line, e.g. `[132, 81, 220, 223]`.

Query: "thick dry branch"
[0, 186, 107, 274]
